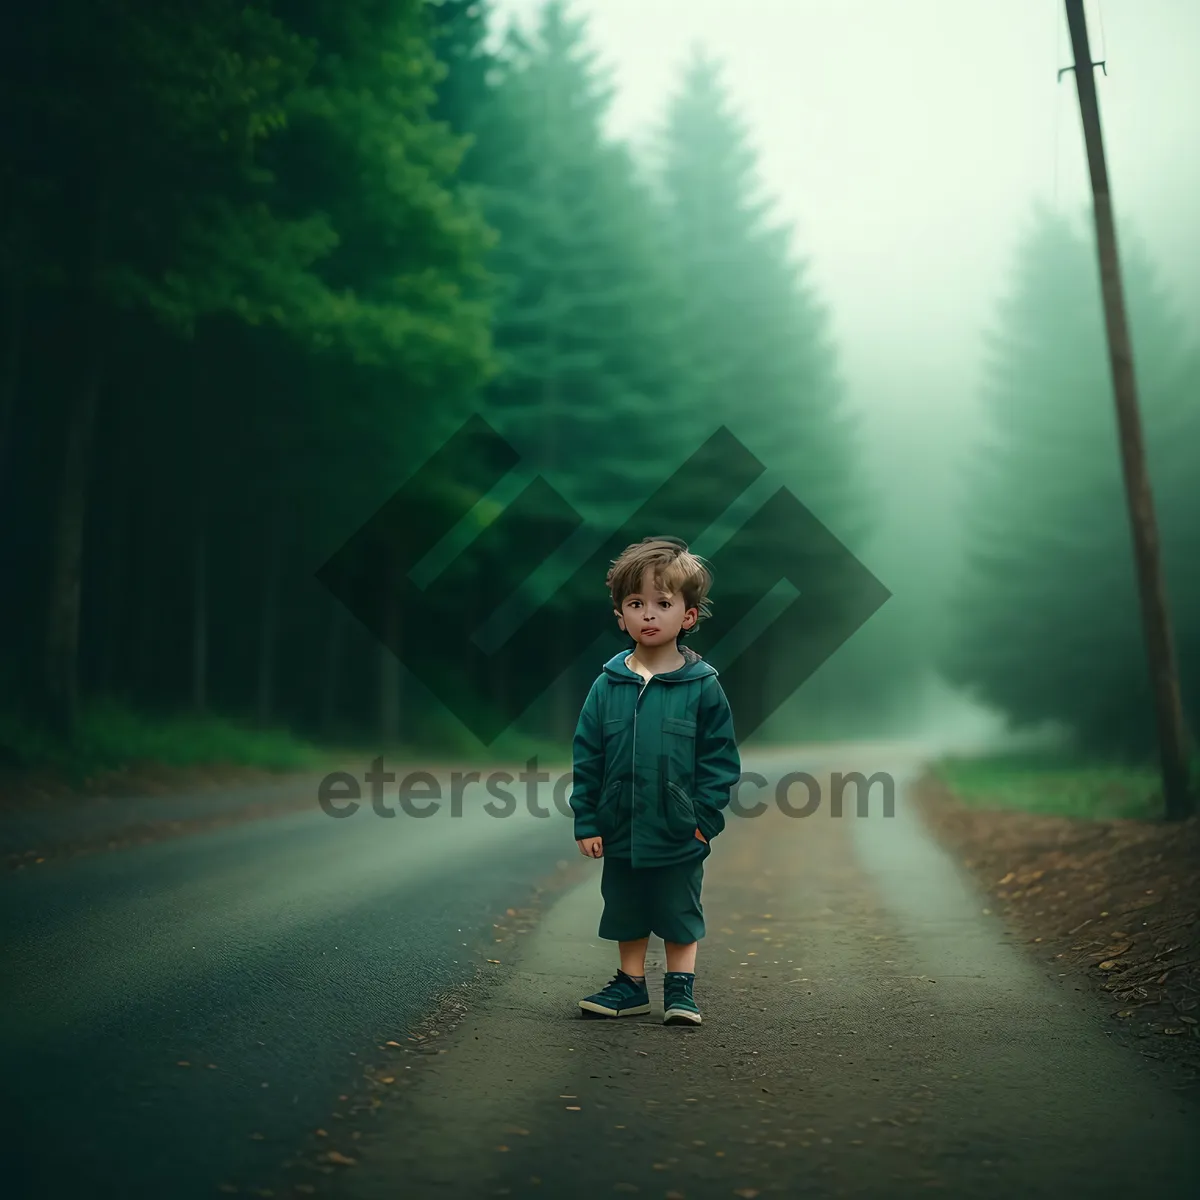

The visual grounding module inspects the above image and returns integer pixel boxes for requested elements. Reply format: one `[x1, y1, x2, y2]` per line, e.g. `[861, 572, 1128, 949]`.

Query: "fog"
[489, 0, 1200, 754]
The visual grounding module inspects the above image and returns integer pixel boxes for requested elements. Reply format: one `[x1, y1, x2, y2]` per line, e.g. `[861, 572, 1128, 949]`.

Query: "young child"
[568, 536, 741, 1026]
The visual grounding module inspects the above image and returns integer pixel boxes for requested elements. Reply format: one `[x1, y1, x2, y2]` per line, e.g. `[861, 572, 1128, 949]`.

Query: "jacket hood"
[601, 643, 718, 683]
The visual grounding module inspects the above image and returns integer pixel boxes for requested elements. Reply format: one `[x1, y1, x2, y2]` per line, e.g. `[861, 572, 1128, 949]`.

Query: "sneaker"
[663, 971, 702, 1026]
[578, 969, 651, 1018]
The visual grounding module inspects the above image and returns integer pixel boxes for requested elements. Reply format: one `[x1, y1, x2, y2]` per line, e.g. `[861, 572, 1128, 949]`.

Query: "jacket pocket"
[595, 778, 625, 837]
[661, 716, 697, 786]
[663, 780, 698, 838]
[662, 717, 697, 737]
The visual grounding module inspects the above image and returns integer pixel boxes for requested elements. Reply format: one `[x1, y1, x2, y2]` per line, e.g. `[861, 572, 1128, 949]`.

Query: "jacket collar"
[601, 643, 718, 684]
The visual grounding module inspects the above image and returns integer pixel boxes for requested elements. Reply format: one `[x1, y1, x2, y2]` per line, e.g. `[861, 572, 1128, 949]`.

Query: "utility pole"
[1062, 0, 1193, 819]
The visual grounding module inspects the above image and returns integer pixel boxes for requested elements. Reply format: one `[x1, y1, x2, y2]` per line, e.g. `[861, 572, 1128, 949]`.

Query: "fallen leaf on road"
[734, 1189, 760, 1198]
[487, 959, 501, 965]
[1098, 960, 1119, 971]
[315, 1129, 328, 1137]
[1163, 1027, 1186, 1036]
[565, 1106, 581, 1111]
[384, 1040, 401, 1047]
[325, 1151, 356, 1166]
[177, 1061, 191, 1067]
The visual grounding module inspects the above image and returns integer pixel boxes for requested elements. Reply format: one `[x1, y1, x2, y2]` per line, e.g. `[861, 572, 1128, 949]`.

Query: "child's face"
[616, 568, 698, 649]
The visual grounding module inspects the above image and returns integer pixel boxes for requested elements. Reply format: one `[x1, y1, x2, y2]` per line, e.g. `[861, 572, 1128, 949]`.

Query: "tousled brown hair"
[606, 536, 713, 639]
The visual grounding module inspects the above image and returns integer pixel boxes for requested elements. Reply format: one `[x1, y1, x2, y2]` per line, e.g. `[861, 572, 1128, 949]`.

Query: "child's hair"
[606, 536, 713, 639]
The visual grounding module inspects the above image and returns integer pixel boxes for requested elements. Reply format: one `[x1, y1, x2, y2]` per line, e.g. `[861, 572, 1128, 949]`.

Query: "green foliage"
[475, 0, 690, 519]
[271, 0, 496, 379]
[929, 751, 1181, 821]
[944, 206, 1200, 757]
[0, 701, 325, 780]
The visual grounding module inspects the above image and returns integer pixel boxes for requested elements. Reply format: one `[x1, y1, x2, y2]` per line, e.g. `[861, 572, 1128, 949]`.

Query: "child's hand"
[577, 836, 603, 858]
[694, 828, 708, 844]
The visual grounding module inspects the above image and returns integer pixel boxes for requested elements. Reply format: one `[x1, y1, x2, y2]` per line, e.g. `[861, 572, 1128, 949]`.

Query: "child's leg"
[663, 940, 697, 974]
[658, 863, 705, 1024]
[619, 937, 650, 977]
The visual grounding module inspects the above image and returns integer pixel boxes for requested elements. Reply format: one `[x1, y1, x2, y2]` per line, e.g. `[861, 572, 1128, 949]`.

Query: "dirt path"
[276, 759, 1199, 1199]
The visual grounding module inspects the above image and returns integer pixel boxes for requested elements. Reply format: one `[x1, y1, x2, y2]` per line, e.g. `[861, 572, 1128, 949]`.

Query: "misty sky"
[488, 0, 1200, 554]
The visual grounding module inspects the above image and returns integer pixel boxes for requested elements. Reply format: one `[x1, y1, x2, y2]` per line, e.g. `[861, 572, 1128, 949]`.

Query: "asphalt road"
[1, 765, 581, 1199]
[5, 746, 1199, 1200]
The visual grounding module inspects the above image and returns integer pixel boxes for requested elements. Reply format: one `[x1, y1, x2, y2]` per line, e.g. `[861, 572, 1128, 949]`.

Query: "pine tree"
[655, 48, 880, 730]
[419, 0, 701, 738]
[476, 1, 687, 510]
[945, 205, 1200, 757]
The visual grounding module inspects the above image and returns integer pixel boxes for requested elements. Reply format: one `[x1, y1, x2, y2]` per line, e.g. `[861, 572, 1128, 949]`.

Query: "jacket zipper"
[631, 675, 652, 820]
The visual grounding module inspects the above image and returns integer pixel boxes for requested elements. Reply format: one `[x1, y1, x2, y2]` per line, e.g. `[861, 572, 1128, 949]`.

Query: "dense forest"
[1, 0, 1195, 769]
[944, 208, 1200, 759]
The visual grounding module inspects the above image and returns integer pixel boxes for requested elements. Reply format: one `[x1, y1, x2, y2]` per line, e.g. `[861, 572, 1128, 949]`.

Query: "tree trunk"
[99, 418, 127, 697]
[379, 569, 402, 746]
[192, 496, 208, 713]
[43, 311, 104, 737]
[321, 601, 345, 738]
[133, 509, 159, 704]
[43, 185, 110, 738]
[190, 347, 208, 713]
[0, 269, 24, 495]
[380, 643, 401, 748]
[256, 498, 283, 727]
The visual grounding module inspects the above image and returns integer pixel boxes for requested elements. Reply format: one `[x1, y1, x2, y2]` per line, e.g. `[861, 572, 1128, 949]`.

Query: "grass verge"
[0, 699, 569, 797]
[924, 749, 1200, 821]
[0, 700, 328, 788]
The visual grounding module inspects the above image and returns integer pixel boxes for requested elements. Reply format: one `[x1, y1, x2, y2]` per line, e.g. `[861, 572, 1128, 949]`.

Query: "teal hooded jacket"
[568, 645, 742, 869]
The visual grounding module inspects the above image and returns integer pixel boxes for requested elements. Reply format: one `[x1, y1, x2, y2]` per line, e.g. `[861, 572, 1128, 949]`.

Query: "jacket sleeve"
[693, 678, 741, 843]
[568, 677, 606, 840]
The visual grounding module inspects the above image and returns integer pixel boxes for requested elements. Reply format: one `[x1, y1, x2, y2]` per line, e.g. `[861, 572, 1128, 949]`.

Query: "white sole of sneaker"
[578, 1000, 651, 1017]
[663, 1007, 702, 1025]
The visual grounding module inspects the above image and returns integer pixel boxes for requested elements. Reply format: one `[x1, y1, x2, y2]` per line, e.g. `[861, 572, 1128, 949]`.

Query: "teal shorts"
[598, 855, 706, 944]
